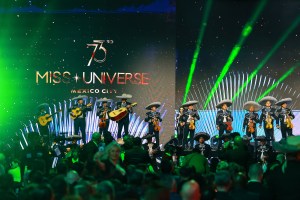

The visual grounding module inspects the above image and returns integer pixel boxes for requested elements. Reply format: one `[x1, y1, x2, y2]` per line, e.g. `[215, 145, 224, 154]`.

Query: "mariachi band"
[37, 94, 295, 162]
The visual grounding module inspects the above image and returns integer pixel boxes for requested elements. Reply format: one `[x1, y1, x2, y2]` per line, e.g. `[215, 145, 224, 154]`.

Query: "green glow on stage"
[183, 0, 213, 103]
[232, 16, 300, 102]
[256, 63, 300, 102]
[203, 0, 268, 109]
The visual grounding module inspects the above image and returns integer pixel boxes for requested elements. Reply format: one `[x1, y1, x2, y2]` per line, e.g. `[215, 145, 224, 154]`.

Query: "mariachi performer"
[193, 132, 211, 158]
[181, 100, 200, 149]
[255, 136, 273, 164]
[176, 107, 185, 146]
[216, 99, 233, 149]
[275, 98, 295, 139]
[69, 95, 92, 144]
[258, 96, 277, 145]
[115, 93, 134, 139]
[96, 97, 112, 136]
[145, 102, 162, 146]
[243, 101, 262, 148]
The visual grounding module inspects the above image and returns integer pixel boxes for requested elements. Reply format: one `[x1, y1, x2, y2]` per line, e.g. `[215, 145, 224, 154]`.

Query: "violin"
[153, 117, 161, 132]
[266, 112, 273, 129]
[225, 121, 233, 131]
[286, 112, 293, 129]
[188, 115, 195, 130]
[248, 120, 255, 133]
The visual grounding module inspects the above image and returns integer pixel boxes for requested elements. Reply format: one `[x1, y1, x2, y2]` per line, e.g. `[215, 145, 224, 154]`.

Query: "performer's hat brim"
[145, 102, 161, 110]
[273, 136, 300, 153]
[216, 99, 232, 109]
[221, 133, 231, 140]
[117, 138, 125, 145]
[116, 93, 132, 99]
[96, 97, 112, 103]
[275, 98, 292, 106]
[194, 132, 210, 141]
[243, 101, 262, 112]
[72, 95, 88, 101]
[182, 100, 198, 107]
[255, 136, 267, 141]
[258, 96, 277, 106]
[142, 134, 154, 139]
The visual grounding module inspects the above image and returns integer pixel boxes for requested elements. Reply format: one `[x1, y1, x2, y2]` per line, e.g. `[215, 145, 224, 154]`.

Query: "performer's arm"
[289, 109, 295, 119]
[194, 111, 200, 121]
[144, 113, 150, 122]
[242, 115, 247, 130]
[157, 113, 162, 122]
[128, 103, 133, 114]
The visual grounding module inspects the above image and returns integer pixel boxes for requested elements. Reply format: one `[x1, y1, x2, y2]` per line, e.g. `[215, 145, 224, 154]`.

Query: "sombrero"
[182, 100, 198, 107]
[116, 93, 132, 99]
[96, 97, 112, 103]
[258, 96, 277, 106]
[117, 138, 125, 145]
[275, 98, 292, 107]
[243, 101, 262, 112]
[142, 134, 154, 140]
[194, 132, 210, 141]
[145, 102, 161, 110]
[72, 95, 88, 101]
[255, 136, 267, 141]
[273, 136, 300, 152]
[216, 99, 232, 109]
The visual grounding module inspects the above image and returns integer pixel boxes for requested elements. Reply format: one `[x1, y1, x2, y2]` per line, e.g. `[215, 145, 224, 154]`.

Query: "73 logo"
[87, 40, 113, 66]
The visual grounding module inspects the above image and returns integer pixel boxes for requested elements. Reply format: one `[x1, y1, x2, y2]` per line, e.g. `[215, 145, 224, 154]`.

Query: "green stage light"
[232, 16, 300, 101]
[203, 0, 268, 109]
[256, 63, 300, 102]
[183, 0, 213, 103]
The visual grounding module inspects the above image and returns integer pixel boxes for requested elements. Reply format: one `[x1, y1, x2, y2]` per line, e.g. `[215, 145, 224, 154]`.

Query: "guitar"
[38, 110, 62, 126]
[70, 103, 92, 120]
[109, 102, 137, 121]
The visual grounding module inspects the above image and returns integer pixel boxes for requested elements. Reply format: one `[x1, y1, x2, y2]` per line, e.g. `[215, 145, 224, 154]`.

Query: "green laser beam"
[232, 16, 300, 101]
[256, 63, 300, 101]
[183, 0, 213, 103]
[203, 0, 268, 109]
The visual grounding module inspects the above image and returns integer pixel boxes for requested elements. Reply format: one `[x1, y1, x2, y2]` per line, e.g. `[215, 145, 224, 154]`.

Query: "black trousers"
[117, 117, 129, 138]
[263, 126, 274, 145]
[280, 124, 293, 139]
[218, 124, 231, 148]
[149, 124, 160, 146]
[183, 125, 195, 148]
[74, 118, 86, 144]
[99, 119, 110, 136]
[246, 127, 257, 149]
[177, 124, 184, 146]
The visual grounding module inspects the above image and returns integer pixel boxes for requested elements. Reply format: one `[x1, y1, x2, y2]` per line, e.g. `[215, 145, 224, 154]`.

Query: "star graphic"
[73, 73, 80, 83]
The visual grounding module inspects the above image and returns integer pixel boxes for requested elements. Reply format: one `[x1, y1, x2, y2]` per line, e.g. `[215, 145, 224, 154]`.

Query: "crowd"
[0, 131, 300, 200]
